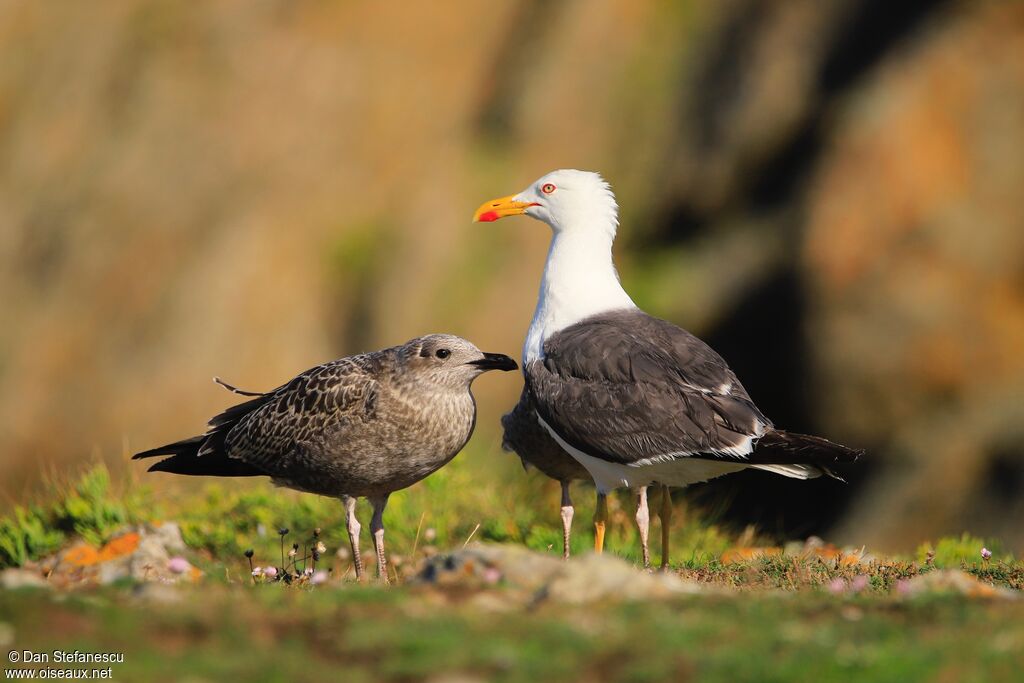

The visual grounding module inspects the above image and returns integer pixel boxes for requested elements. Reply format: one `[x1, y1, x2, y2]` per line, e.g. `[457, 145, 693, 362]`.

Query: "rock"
[0, 568, 51, 590]
[414, 544, 556, 593]
[900, 570, 1018, 600]
[130, 532, 174, 581]
[413, 544, 701, 606]
[542, 553, 701, 605]
[150, 522, 187, 555]
[36, 523, 201, 589]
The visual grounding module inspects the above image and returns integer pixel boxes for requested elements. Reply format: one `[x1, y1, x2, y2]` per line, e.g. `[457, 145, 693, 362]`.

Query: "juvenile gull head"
[397, 334, 517, 389]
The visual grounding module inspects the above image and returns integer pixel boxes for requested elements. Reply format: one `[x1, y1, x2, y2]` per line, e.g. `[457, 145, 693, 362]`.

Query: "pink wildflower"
[167, 557, 190, 574]
[850, 575, 870, 593]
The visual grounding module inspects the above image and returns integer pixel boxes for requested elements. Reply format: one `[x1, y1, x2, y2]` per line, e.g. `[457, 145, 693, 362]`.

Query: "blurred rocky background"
[1, 0, 1021, 552]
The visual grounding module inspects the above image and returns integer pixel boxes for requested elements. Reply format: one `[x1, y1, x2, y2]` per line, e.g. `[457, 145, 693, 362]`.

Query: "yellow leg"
[659, 484, 672, 571]
[594, 492, 608, 553]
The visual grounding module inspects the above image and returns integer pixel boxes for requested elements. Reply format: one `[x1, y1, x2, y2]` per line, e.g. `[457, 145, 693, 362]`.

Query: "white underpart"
[630, 433, 756, 466]
[537, 416, 748, 493]
[748, 464, 820, 479]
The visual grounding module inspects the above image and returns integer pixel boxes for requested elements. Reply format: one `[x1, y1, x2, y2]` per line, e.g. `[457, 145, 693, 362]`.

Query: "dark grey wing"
[224, 354, 382, 472]
[525, 309, 772, 466]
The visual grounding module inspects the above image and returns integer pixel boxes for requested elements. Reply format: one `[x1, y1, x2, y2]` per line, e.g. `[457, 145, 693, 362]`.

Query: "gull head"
[473, 169, 619, 238]
[398, 334, 517, 389]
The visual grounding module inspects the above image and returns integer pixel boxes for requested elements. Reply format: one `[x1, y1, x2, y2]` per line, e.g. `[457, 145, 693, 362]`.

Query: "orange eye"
[541, 183, 556, 194]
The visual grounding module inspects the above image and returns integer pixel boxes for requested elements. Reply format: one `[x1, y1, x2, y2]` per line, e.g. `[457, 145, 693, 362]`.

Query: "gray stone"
[901, 570, 1018, 600]
[413, 543, 702, 605]
[0, 568, 51, 590]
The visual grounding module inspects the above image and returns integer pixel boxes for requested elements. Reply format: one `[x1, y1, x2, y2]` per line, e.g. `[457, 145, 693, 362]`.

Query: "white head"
[473, 169, 619, 239]
[473, 170, 636, 360]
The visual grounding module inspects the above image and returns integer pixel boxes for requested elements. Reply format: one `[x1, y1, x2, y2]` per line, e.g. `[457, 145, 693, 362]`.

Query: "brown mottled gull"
[133, 334, 517, 582]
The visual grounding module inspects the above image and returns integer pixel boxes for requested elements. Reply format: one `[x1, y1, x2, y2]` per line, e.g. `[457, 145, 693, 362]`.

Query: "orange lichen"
[61, 532, 140, 568]
[96, 532, 140, 562]
[720, 547, 782, 564]
[62, 545, 101, 568]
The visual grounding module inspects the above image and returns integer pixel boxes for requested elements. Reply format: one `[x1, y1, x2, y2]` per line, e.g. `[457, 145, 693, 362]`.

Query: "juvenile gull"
[133, 334, 517, 582]
[501, 387, 591, 559]
[475, 169, 861, 568]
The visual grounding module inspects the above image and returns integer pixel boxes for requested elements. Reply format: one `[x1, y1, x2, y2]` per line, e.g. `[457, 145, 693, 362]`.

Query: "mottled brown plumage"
[501, 388, 589, 484]
[134, 334, 517, 581]
[501, 387, 591, 559]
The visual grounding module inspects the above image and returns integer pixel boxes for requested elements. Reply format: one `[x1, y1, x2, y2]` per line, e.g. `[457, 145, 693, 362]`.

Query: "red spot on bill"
[477, 210, 500, 222]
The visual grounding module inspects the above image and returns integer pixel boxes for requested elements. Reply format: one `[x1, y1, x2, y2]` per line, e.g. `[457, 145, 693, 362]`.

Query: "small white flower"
[315, 541, 327, 555]
[981, 547, 992, 561]
[263, 566, 278, 578]
[252, 567, 263, 577]
[288, 548, 297, 558]
[311, 570, 328, 585]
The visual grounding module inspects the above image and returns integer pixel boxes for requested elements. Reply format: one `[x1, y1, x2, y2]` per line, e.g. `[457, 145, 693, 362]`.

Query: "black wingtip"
[132, 446, 172, 460]
[132, 434, 205, 460]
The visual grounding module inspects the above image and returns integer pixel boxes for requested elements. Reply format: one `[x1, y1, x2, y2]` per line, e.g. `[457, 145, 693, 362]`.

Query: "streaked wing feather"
[224, 355, 383, 471]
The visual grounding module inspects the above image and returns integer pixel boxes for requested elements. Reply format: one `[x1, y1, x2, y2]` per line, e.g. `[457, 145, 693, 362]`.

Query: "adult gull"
[475, 169, 860, 568]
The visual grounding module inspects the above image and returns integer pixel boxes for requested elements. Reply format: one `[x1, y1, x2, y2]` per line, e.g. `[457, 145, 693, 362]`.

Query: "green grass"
[0, 467, 149, 567]
[2, 465, 1023, 682]
[3, 584, 1023, 682]
[0, 462, 745, 576]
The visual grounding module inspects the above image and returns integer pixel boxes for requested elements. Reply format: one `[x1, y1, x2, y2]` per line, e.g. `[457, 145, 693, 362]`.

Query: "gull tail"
[132, 433, 265, 477]
[132, 382, 272, 477]
[747, 430, 863, 481]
